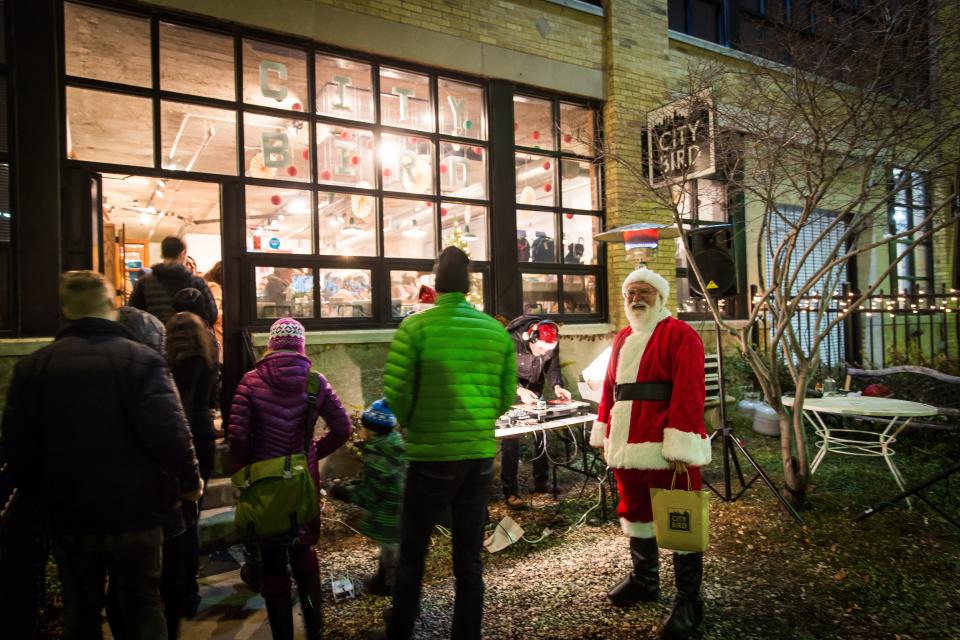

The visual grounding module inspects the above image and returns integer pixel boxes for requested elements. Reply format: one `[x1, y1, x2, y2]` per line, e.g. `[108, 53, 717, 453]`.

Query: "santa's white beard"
[625, 298, 665, 332]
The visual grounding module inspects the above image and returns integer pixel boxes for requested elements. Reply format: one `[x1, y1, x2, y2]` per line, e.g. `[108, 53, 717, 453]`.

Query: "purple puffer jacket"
[227, 351, 352, 493]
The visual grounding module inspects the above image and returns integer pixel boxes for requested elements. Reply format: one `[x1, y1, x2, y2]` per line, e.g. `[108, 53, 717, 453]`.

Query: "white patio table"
[780, 395, 937, 505]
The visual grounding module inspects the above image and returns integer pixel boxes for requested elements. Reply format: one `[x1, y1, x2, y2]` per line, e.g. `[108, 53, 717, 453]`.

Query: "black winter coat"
[505, 314, 563, 397]
[129, 262, 218, 326]
[0, 317, 200, 536]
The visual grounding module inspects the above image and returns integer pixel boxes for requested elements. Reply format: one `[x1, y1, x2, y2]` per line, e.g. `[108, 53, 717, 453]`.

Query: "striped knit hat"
[362, 398, 397, 435]
[268, 317, 305, 354]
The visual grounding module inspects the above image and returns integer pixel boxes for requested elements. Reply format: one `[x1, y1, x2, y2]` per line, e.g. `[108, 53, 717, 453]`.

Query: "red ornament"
[513, 122, 519, 132]
[440, 207, 448, 217]
[286, 165, 299, 177]
[301, 149, 310, 161]
[409, 137, 421, 145]
[339, 131, 350, 141]
[291, 102, 303, 112]
[543, 183, 552, 193]
[473, 146, 483, 155]
[383, 168, 392, 177]
[350, 155, 360, 166]
[563, 133, 573, 144]
[320, 169, 333, 181]
[270, 194, 283, 206]
[565, 213, 575, 219]
[542, 161, 552, 171]
[531, 130, 541, 141]
[439, 164, 448, 174]
[423, 201, 432, 207]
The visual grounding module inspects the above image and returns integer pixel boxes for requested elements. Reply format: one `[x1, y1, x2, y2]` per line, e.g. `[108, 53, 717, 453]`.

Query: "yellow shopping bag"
[651, 471, 710, 552]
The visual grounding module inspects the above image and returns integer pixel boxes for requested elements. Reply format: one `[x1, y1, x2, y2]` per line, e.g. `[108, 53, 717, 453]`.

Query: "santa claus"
[589, 266, 710, 639]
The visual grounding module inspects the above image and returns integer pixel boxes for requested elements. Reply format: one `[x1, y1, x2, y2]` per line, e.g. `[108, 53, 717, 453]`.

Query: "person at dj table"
[500, 315, 572, 509]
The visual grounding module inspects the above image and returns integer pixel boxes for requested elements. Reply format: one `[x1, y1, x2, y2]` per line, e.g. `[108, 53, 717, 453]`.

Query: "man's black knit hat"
[434, 246, 470, 294]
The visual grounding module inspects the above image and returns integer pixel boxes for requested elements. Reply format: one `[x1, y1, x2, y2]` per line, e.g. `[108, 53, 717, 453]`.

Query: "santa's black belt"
[614, 382, 673, 402]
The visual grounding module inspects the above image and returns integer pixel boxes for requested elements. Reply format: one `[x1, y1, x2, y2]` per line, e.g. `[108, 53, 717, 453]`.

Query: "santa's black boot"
[607, 537, 660, 607]
[660, 552, 704, 639]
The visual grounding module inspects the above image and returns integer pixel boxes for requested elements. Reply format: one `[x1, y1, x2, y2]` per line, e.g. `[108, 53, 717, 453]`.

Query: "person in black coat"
[0, 270, 202, 640]
[500, 315, 572, 509]
[160, 311, 219, 636]
[129, 236, 218, 326]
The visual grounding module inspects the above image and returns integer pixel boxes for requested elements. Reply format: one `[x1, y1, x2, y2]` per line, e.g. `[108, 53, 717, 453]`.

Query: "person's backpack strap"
[304, 371, 321, 454]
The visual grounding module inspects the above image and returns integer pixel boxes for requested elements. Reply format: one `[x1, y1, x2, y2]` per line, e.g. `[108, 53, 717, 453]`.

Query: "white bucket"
[752, 403, 780, 437]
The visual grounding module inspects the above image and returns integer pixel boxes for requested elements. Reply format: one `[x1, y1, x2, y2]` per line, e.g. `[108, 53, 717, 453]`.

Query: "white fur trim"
[622, 267, 670, 301]
[620, 519, 656, 538]
[603, 436, 672, 470]
[590, 421, 607, 447]
[615, 333, 649, 384]
[661, 427, 713, 466]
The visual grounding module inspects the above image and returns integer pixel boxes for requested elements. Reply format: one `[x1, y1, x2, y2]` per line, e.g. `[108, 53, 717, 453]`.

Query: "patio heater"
[593, 221, 803, 524]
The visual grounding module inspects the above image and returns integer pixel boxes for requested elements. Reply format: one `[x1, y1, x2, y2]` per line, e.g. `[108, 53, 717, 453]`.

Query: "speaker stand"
[702, 319, 804, 524]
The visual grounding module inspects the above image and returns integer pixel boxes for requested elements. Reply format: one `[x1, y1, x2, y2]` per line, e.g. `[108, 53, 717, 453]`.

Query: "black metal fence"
[751, 284, 960, 371]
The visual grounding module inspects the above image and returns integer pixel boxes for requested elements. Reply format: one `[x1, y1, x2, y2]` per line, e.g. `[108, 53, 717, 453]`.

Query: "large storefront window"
[514, 95, 602, 317]
[62, 2, 602, 329]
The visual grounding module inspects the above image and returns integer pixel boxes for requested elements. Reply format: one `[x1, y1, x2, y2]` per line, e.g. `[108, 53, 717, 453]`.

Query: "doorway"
[99, 173, 223, 306]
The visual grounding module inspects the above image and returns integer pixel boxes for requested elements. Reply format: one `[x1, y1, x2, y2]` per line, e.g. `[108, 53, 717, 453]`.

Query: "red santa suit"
[590, 277, 711, 538]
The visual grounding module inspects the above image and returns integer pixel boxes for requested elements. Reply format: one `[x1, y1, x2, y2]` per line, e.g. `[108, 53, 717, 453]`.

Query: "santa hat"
[622, 267, 670, 302]
[268, 317, 306, 354]
[524, 320, 559, 350]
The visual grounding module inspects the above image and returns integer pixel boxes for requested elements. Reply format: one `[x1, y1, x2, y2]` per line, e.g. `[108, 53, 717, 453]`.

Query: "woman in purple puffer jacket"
[227, 317, 352, 640]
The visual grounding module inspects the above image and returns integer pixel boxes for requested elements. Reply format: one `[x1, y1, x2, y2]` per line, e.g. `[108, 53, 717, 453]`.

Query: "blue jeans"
[388, 458, 494, 640]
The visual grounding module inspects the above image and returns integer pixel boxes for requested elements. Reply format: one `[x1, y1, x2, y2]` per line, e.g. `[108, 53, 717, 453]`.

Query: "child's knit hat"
[362, 398, 398, 435]
[268, 317, 305, 354]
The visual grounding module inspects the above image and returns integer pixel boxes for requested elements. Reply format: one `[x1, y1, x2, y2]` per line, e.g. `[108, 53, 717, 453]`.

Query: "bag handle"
[670, 468, 693, 491]
[303, 371, 321, 455]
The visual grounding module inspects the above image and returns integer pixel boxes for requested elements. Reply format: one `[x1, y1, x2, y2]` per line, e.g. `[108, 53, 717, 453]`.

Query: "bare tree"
[600, 0, 960, 509]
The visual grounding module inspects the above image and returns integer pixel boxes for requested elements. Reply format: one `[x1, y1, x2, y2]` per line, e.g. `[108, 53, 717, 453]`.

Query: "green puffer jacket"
[384, 292, 517, 461]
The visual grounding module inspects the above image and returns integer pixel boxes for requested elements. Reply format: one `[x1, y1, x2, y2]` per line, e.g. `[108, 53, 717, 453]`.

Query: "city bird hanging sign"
[646, 90, 716, 187]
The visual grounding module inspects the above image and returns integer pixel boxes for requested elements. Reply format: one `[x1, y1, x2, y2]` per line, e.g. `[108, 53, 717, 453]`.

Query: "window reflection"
[515, 153, 556, 207]
[383, 198, 436, 259]
[320, 268, 372, 318]
[317, 124, 375, 188]
[514, 95, 554, 150]
[517, 210, 556, 263]
[440, 142, 486, 199]
[255, 266, 314, 318]
[242, 39, 309, 112]
[243, 113, 311, 182]
[562, 274, 597, 314]
[522, 273, 558, 314]
[160, 23, 235, 101]
[561, 214, 600, 265]
[438, 79, 485, 139]
[560, 158, 598, 210]
[317, 191, 376, 256]
[380, 67, 433, 132]
[381, 133, 434, 195]
[441, 203, 487, 260]
[245, 186, 312, 254]
[316, 54, 374, 122]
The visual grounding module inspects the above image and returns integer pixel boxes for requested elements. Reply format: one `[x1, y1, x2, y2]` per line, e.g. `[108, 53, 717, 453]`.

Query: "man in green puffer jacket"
[375, 246, 516, 640]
